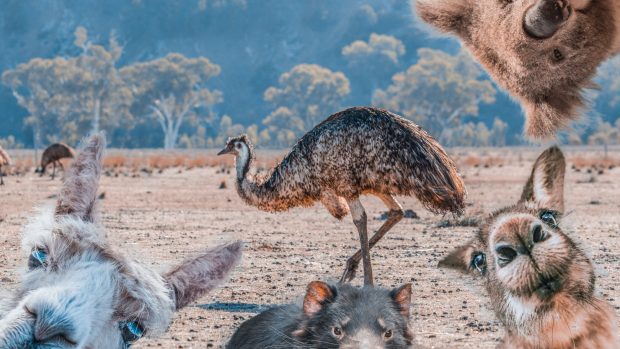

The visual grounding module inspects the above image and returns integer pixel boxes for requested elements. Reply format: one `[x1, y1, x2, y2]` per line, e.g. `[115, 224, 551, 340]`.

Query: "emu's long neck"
[233, 144, 295, 212]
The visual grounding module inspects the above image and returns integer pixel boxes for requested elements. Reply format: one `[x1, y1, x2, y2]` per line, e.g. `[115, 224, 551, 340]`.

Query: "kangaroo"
[439, 146, 619, 348]
[416, 0, 620, 139]
[226, 281, 414, 348]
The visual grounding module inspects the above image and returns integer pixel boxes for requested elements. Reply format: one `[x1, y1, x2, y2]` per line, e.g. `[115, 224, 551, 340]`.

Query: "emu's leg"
[340, 194, 403, 283]
[344, 198, 373, 286]
[0, 165, 3, 185]
[51, 161, 56, 180]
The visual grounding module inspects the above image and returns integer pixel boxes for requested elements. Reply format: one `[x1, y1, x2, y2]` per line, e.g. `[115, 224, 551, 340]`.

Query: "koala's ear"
[519, 146, 566, 213]
[415, 0, 474, 39]
[439, 242, 476, 273]
[302, 281, 336, 318]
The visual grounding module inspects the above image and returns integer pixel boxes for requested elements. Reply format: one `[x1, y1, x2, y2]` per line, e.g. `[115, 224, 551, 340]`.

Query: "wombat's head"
[439, 147, 596, 333]
[295, 281, 414, 348]
[416, 0, 617, 139]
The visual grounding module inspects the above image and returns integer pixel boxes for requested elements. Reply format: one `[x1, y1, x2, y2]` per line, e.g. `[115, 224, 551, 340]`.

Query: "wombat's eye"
[384, 329, 393, 340]
[540, 211, 558, 228]
[332, 326, 343, 338]
[471, 252, 486, 274]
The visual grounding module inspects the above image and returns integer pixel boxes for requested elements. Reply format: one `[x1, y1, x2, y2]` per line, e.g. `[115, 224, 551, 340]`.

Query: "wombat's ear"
[302, 281, 336, 317]
[439, 243, 476, 273]
[519, 146, 566, 212]
[55, 133, 105, 222]
[164, 241, 242, 310]
[390, 284, 412, 318]
[415, 0, 474, 39]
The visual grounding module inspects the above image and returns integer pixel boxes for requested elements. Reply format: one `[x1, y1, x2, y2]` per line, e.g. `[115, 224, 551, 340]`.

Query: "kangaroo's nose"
[531, 223, 545, 243]
[495, 244, 518, 266]
[30, 304, 76, 344]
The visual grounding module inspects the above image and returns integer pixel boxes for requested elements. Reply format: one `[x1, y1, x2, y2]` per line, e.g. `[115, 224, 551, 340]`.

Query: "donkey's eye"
[540, 211, 558, 227]
[29, 249, 48, 269]
[471, 253, 487, 274]
[120, 321, 145, 344]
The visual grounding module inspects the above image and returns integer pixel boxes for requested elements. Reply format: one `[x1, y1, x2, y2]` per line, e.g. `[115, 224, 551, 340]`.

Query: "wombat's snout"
[524, 0, 572, 39]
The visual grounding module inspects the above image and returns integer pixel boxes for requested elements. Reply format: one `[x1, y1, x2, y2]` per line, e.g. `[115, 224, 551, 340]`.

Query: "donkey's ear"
[439, 243, 476, 273]
[302, 281, 336, 318]
[164, 241, 242, 310]
[416, 0, 474, 39]
[519, 146, 566, 212]
[55, 133, 105, 222]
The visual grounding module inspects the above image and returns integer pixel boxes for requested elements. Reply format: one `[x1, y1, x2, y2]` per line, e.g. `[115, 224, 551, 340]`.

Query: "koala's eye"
[29, 248, 48, 269]
[332, 326, 343, 338]
[120, 321, 145, 345]
[471, 252, 486, 274]
[540, 211, 558, 228]
[384, 329, 393, 340]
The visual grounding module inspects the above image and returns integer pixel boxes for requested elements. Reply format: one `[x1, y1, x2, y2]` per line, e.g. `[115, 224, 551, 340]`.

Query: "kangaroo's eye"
[332, 326, 343, 338]
[29, 248, 48, 269]
[471, 252, 487, 274]
[540, 211, 558, 227]
[120, 321, 145, 345]
[384, 329, 393, 339]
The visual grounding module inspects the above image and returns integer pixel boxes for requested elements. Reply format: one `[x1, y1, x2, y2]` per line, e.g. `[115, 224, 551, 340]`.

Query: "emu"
[219, 107, 465, 285]
[0, 134, 243, 349]
[0, 145, 11, 185]
[36, 142, 75, 179]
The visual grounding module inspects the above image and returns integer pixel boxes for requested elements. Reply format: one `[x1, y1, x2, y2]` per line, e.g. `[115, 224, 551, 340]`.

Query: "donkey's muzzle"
[524, 0, 571, 39]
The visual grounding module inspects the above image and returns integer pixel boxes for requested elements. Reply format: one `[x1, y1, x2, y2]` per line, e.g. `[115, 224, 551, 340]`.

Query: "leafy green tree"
[342, 33, 405, 98]
[373, 48, 496, 143]
[2, 27, 131, 146]
[264, 64, 350, 135]
[121, 53, 222, 149]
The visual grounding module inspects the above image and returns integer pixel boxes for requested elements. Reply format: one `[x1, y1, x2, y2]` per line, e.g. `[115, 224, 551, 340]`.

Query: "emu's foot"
[339, 258, 359, 284]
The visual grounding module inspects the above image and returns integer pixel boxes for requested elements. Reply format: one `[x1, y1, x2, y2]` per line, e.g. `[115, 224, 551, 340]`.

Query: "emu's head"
[416, 0, 617, 139]
[439, 147, 596, 336]
[0, 134, 243, 349]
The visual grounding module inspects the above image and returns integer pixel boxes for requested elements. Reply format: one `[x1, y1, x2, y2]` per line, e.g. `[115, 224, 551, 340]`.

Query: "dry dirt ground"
[0, 147, 619, 348]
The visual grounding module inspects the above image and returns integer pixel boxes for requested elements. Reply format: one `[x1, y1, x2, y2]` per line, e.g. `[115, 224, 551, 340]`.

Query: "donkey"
[0, 133, 243, 349]
[439, 146, 619, 348]
[417, 0, 620, 139]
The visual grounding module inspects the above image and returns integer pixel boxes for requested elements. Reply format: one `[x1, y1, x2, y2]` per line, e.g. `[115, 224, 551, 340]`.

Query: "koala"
[416, 0, 620, 139]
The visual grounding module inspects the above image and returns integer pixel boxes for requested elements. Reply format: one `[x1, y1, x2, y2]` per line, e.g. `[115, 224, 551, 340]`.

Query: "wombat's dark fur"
[227, 281, 414, 348]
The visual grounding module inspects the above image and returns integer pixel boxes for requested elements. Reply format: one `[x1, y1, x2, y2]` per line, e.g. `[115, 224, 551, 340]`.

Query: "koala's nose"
[29, 304, 76, 344]
[524, 0, 571, 39]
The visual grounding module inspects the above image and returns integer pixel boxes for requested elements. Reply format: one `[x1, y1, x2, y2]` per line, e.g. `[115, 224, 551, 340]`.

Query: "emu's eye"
[236, 143, 242, 149]
[540, 211, 558, 228]
[29, 248, 48, 269]
[332, 326, 343, 338]
[120, 321, 145, 345]
[384, 329, 393, 340]
[471, 253, 486, 274]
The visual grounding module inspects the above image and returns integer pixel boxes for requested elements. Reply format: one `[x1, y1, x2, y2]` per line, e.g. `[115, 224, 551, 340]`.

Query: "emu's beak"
[217, 146, 233, 156]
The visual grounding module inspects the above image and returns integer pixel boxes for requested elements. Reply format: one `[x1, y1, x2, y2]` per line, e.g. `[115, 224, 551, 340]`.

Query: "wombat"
[226, 281, 414, 348]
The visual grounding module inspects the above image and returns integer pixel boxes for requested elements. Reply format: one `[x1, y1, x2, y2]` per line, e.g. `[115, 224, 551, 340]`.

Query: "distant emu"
[0, 145, 11, 185]
[219, 107, 465, 285]
[440, 146, 619, 348]
[0, 134, 243, 349]
[36, 142, 75, 179]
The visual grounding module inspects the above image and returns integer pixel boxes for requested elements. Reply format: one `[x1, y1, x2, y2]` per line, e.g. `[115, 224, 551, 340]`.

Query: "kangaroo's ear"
[164, 241, 243, 310]
[390, 283, 412, 319]
[55, 134, 105, 222]
[302, 281, 336, 318]
[519, 146, 566, 212]
[439, 242, 479, 274]
[415, 0, 474, 39]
